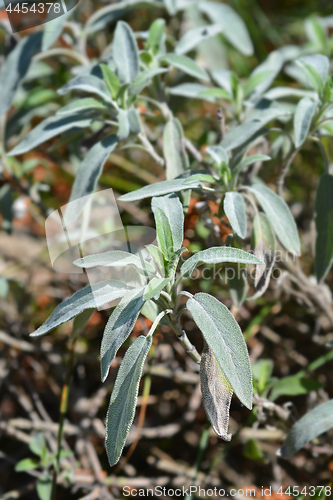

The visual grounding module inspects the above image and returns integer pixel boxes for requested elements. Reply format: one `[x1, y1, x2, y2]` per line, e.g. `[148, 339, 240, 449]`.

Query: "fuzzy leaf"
[249, 212, 276, 299]
[296, 54, 329, 94]
[144, 277, 171, 300]
[30, 281, 128, 337]
[315, 173, 333, 282]
[181, 246, 263, 278]
[175, 24, 224, 55]
[199, 1, 253, 56]
[223, 192, 247, 239]
[187, 293, 253, 409]
[163, 118, 189, 180]
[8, 114, 92, 156]
[113, 21, 139, 84]
[58, 75, 113, 103]
[118, 177, 203, 202]
[152, 194, 184, 259]
[128, 68, 167, 100]
[0, 32, 42, 119]
[74, 250, 157, 277]
[161, 54, 210, 82]
[147, 18, 165, 55]
[168, 83, 213, 100]
[200, 341, 233, 441]
[278, 399, 333, 457]
[205, 145, 229, 166]
[293, 97, 317, 147]
[101, 288, 146, 382]
[248, 184, 301, 256]
[105, 334, 152, 466]
[100, 64, 121, 100]
[232, 155, 271, 177]
[57, 98, 108, 116]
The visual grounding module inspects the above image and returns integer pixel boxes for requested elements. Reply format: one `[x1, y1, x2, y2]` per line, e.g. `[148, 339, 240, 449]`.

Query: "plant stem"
[51, 339, 76, 500]
[167, 311, 201, 364]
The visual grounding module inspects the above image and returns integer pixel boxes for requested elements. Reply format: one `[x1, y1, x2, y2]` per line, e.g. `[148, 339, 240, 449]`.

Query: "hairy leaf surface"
[187, 293, 253, 409]
[181, 246, 263, 277]
[30, 280, 128, 337]
[100, 288, 146, 381]
[105, 334, 152, 465]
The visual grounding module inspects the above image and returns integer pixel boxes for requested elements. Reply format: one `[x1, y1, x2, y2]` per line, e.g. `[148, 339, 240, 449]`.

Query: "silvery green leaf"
[117, 109, 131, 140]
[57, 98, 108, 116]
[205, 146, 229, 166]
[30, 280, 129, 337]
[71, 309, 95, 340]
[152, 194, 184, 259]
[64, 135, 118, 226]
[105, 334, 152, 466]
[232, 155, 271, 177]
[100, 64, 121, 100]
[144, 277, 171, 300]
[128, 68, 167, 100]
[161, 54, 210, 82]
[227, 265, 248, 307]
[293, 97, 318, 147]
[211, 70, 234, 95]
[243, 71, 275, 98]
[168, 83, 212, 100]
[278, 399, 333, 457]
[42, 11, 70, 51]
[223, 192, 247, 239]
[296, 54, 329, 94]
[198, 88, 232, 100]
[74, 250, 157, 277]
[305, 16, 326, 48]
[199, 1, 253, 56]
[187, 292, 253, 409]
[147, 18, 166, 55]
[245, 105, 290, 124]
[183, 174, 217, 184]
[118, 177, 204, 202]
[175, 24, 224, 55]
[248, 184, 301, 256]
[200, 341, 233, 441]
[58, 75, 113, 103]
[113, 21, 139, 84]
[264, 87, 317, 100]
[181, 246, 263, 277]
[141, 299, 170, 327]
[146, 244, 165, 275]
[0, 32, 42, 119]
[245, 51, 284, 99]
[164, 0, 177, 15]
[8, 114, 92, 156]
[101, 288, 146, 381]
[163, 118, 189, 180]
[249, 212, 276, 300]
[221, 120, 268, 152]
[0, 278, 9, 299]
[315, 173, 333, 282]
[127, 108, 141, 135]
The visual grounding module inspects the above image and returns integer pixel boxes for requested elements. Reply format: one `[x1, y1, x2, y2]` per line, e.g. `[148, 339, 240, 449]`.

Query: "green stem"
[51, 339, 76, 500]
